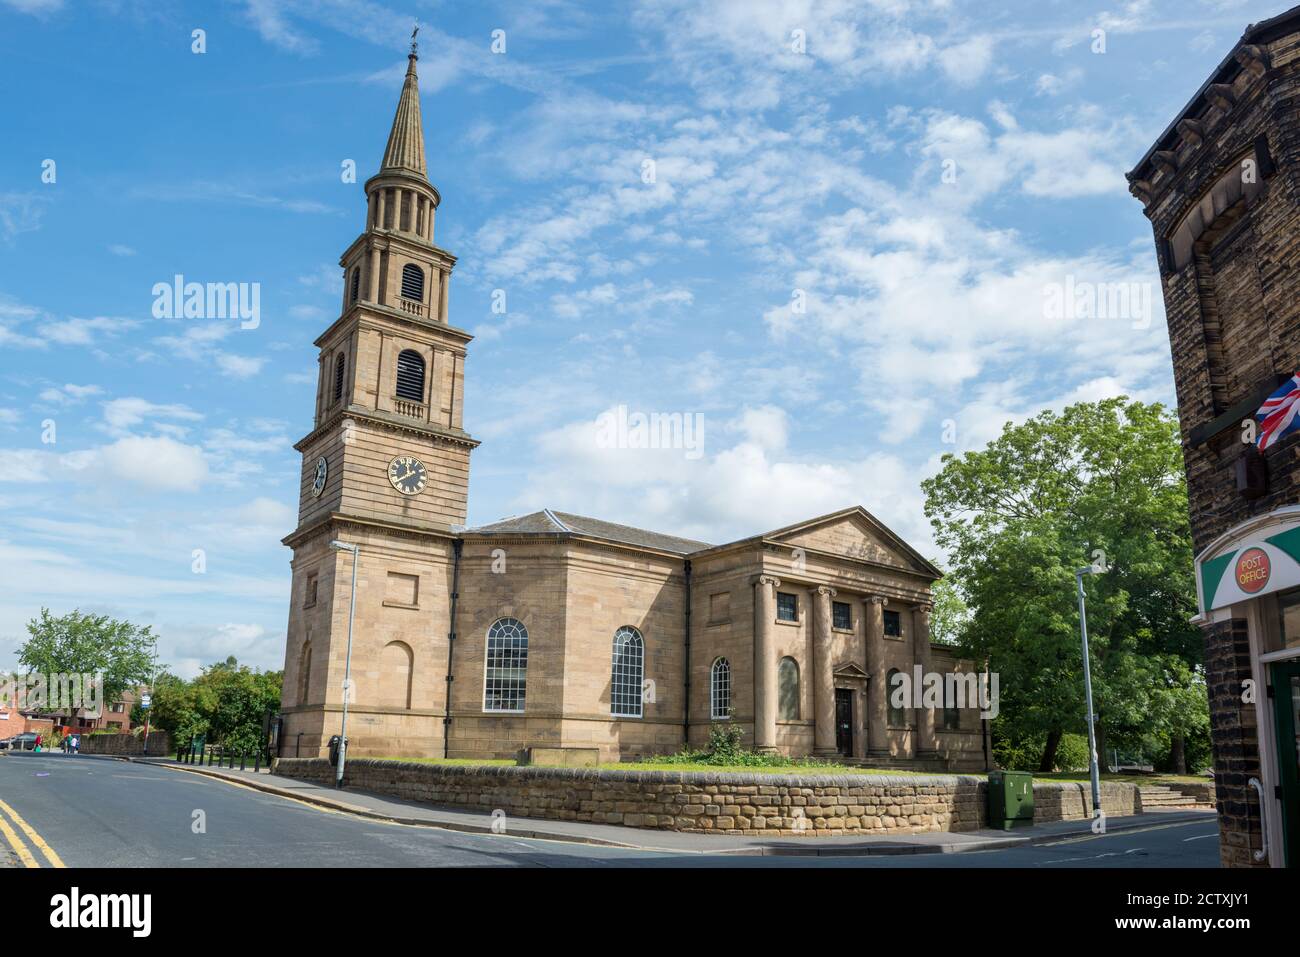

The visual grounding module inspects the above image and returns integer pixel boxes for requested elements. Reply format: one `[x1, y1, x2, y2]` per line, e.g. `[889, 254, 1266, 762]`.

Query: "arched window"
[610, 626, 644, 718]
[395, 349, 425, 402]
[778, 656, 799, 720]
[400, 263, 424, 302]
[380, 640, 413, 710]
[710, 657, 731, 720]
[349, 266, 361, 303]
[332, 353, 346, 403]
[297, 639, 312, 705]
[483, 617, 528, 712]
[887, 668, 906, 727]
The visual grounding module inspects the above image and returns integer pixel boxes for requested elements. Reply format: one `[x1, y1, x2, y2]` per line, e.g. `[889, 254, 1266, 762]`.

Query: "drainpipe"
[442, 537, 463, 759]
[683, 559, 692, 750]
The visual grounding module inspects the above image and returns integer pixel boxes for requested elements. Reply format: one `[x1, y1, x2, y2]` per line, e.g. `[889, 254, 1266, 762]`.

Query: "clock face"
[312, 456, 328, 497]
[388, 455, 428, 496]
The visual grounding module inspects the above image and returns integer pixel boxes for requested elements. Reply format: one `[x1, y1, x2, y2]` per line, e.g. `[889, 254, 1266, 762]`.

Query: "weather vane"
[410, 24, 419, 58]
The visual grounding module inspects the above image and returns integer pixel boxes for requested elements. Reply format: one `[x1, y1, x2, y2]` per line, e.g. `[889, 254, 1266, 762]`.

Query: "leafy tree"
[928, 572, 971, 646]
[17, 609, 154, 716]
[921, 398, 1208, 773]
[140, 658, 282, 753]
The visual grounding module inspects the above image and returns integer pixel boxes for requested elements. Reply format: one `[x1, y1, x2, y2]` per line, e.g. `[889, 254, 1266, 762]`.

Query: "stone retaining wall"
[274, 758, 1144, 836]
[81, 732, 172, 756]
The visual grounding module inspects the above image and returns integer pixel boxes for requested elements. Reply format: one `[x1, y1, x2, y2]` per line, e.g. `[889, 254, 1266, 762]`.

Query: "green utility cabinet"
[988, 770, 1034, 830]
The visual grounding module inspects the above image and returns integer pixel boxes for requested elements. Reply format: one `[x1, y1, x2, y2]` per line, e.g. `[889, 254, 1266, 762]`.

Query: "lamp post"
[1075, 563, 1105, 822]
[142, 634, 157, 755]
[331, 539, 360, 789]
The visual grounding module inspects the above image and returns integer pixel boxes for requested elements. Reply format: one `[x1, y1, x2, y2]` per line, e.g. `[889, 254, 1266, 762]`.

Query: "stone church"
[278, 49, 985, 771]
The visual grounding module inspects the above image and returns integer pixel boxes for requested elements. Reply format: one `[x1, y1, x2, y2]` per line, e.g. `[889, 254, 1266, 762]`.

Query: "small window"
[332, 353, 346, 403]
[778, 657, 799, 720]
[483, 617, 528, 712]
[349, 266, 361, 303]
[887, 668, 906, 727]
[395, 349, 426, 402]
[883, 609, 902, 637]
[710, 657, 731, 720]
[401, 263, 424, 302]
[611, 626, 644, 718]
[776, 592, 798, 622]
[833, 601, 852, 630]
[305, 574, 318, 608]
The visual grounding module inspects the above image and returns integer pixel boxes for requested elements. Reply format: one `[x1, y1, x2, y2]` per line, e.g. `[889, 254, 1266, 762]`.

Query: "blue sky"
[0, 0, 1285, 675]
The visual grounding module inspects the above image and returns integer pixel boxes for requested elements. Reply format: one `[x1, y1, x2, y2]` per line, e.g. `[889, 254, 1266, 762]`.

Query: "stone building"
[1128, 5, 1300, 867]
[278, 50, 986, 772]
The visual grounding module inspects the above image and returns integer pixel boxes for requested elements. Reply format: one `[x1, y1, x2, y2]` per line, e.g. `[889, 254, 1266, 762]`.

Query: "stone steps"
[1138, 785, 1203, 808]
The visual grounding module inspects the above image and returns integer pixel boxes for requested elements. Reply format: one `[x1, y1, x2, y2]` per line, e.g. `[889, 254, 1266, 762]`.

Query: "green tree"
[141, 658, 282, 753]
[928, 572, 971, 646]
[921, 398, 1208, 773]
[17, 609, 154, 716]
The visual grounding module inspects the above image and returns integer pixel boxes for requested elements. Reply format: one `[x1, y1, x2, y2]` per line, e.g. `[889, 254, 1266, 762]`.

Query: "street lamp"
[142, 634, 157, 756]
[1075, 563, 1105, 823]
[331, 539, 360, 789]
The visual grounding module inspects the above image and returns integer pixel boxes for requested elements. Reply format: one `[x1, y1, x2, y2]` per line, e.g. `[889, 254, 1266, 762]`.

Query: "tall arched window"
[349, 266, 361, 303]
[943, 675, 960, 730]
[710, 657, 731, 720]
[332, 353, 346, 403]
[400, 263, 425, 302]
[483, 617, 528, 712]
[611, 626, 644, 718]
[887, 668, 906, 727]
[395, 349, 426, 402]
[778, 656, 799, 720]
[380, 640, 413, 710]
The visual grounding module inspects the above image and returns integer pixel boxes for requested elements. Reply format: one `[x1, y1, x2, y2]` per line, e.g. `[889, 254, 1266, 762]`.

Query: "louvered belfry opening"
[400, 263, 424, 303]
[395, 349, 425, 401]
[349, 267, 361, 303]
[332, 353, 346, 403]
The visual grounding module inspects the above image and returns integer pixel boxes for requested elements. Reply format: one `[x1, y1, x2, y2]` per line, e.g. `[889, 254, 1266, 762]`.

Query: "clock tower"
[279, 47, 477, 757]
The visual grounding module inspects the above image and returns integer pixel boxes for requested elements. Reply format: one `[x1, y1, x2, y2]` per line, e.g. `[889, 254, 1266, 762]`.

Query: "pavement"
[7, 749, 1219, 858]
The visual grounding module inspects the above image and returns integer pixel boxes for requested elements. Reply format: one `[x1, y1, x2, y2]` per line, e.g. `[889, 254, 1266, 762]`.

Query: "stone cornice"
[339, 227, 457, 270]
[294, 407, 479, 452]
[281, 509, 459, 550]
[314, 302, 473, 349]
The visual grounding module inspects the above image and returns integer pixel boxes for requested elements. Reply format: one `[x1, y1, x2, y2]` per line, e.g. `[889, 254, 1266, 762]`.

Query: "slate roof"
[467, 509, 712, 556]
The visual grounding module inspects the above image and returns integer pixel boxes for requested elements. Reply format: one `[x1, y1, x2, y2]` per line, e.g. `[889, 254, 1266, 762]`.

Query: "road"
[0, 753, 1221, 868]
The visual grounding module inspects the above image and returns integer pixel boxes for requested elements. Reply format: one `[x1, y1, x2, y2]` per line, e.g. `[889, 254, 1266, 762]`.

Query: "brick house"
[1128, 5, 1300, 867]
[277, 50, 987, 772]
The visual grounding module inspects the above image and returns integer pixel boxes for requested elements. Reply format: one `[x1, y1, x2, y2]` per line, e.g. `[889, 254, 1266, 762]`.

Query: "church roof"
[467, 509, 712, 556]
[380, 53, 427, 179]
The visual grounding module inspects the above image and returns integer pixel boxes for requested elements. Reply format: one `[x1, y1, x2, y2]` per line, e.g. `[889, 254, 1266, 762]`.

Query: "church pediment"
[832, 661, 870, 681]
[765, 507, 939, 578]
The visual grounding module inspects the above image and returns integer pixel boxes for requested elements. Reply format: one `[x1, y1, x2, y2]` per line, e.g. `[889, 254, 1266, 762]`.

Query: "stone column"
[752, 575, 780, 753]
[914, 603, 937, 756]
[439, 267, 450, 322]
[812, 585, 837, 757]
[376, 189, 387, 230]
[368, 247, 381, 304]
[864, 596, 889, 757]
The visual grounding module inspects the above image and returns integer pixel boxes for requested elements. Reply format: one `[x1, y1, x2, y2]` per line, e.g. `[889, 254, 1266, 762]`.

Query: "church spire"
[379, 41, 427, 180]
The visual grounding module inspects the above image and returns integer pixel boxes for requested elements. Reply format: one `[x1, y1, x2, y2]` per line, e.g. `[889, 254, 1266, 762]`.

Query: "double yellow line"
[0, 797, 64, 868]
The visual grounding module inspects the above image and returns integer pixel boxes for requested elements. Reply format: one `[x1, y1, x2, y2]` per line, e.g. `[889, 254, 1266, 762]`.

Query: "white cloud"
[938, 35, 994, 86]
[96, 436, 209, 489]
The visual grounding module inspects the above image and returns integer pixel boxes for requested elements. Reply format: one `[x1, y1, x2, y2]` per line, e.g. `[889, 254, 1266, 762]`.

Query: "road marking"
[0, 798, 66, 868]
[0, 810, 39, 868]
[1183, 832, 1219, 842]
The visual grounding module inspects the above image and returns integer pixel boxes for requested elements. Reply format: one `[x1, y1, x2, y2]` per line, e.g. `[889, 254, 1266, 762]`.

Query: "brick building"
[278, 49, 985, 771]
[1128, 5, 1300, 867]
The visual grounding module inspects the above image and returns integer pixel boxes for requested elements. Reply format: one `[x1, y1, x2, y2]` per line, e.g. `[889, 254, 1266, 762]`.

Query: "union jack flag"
[1256, 373, 1300, 451]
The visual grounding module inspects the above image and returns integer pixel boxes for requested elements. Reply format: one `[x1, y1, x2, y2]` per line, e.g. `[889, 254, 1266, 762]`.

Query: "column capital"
[915, 602, 934, 617]
[754, 574, 782, 588]
[815, 585, 837, 597]
[864, 595, 889, 606]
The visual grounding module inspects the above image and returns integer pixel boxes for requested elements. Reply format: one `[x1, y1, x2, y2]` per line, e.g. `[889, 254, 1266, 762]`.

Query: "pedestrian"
[71, 733, 80, 755]
[34, 733, 41, 753]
